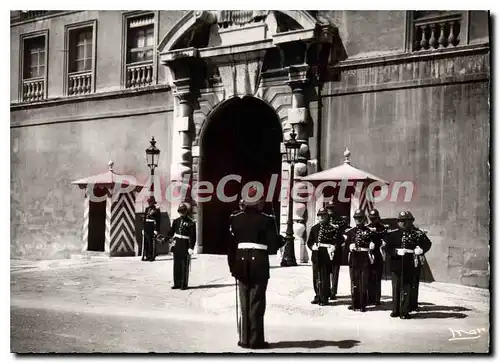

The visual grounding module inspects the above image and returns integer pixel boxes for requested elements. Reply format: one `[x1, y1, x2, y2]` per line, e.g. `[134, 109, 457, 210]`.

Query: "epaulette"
[344, 226, 354, 234]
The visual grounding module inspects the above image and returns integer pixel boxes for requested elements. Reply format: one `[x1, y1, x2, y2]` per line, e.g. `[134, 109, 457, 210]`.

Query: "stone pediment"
[158, 10, 338, 99]
[158, 11, 319, 53]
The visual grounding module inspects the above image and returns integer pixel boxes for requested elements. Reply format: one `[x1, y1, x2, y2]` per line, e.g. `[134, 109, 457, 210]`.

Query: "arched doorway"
[200, 97, 283, 254]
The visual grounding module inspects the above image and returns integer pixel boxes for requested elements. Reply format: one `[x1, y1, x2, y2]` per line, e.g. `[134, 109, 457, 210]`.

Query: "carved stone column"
[275, 24, 336, 264]
[160, 49, 199, 231]
[285, 64, 311, 264]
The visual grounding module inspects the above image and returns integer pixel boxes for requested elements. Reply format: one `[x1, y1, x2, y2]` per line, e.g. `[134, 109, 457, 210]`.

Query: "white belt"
[318, 243, 333, 248]
[174, 233, 190, 239]
[145, 219, 156, 223]
[397, 248, 414, 254]
[238, 242, 267, 250]
[354, 247, 370, 252]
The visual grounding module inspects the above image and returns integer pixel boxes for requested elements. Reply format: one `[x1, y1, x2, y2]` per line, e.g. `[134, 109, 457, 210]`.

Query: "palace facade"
[10, 10, 490, 287]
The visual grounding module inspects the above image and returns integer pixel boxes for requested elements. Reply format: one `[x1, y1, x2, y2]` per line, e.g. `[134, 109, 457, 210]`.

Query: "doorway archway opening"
[199, 96, 283, 254]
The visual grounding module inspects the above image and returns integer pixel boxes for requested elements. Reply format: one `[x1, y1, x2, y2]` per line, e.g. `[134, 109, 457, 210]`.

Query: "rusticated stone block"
[175, 116, 190, 132]
[288, 108, 307, 124]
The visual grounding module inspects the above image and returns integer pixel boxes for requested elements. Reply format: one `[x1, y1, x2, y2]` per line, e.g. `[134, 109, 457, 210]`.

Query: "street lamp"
[146, 137, 160, 194]
[281, 125, 300, 267]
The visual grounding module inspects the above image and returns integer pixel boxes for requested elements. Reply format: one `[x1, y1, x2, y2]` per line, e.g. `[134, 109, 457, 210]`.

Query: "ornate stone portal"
[158, 10, 337, 261]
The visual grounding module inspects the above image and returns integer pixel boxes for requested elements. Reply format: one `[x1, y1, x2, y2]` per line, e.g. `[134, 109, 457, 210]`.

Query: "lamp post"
[146, 137, 160, 196]
[281, 125, 300, 267]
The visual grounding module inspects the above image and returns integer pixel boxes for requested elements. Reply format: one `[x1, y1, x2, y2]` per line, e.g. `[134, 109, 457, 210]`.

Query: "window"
[64, 20, 97, 96]
[70, 27, 93, 73]
[20, 30, 48, 102]
[23, 36, 45, 79]
[122, 12, 157, 88]
[127, 25, 154, 63]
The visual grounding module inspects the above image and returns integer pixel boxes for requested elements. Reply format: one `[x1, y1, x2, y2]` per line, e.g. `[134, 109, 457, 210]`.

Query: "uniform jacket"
[168, 216, 196, 255]
[386, 227, 432, 273]
[143, 205, 161, 233]
[227, 208, 284, 283]
[306, 222, 338, 264]
[367, 222, 389, 264]
[330, 216, 349, 265]
[330, 214, 350, 264]
[344, 225, 373, 269]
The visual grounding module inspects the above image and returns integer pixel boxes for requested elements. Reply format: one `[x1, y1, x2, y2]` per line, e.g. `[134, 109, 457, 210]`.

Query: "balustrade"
[68, 72, 92, 96]
[126, 62, 154, 88]
[22, 78, 44, 102]
[413, 14, 461, 51]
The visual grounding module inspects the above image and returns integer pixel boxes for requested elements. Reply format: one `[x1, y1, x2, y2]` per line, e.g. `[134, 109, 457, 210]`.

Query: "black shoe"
[400, 314, 411, 319]
[360, 308, 366, 312]
[390, 312, 399, 318]
[238, 341, 250, 349]
[180, 286, 187, 290]
[330, 294, 337, 300]
[250, 342, 269, 349]
[171, 286, 180, 289]
[311, 298, 320, 304]
[348, 305, 354, 310]
[319, 301, 328, 306]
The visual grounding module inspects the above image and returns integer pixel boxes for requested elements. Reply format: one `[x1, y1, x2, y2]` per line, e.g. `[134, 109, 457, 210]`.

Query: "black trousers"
[173, 253, 190, 288]
[349, 253, 371, 309]
[330, 262, 341, 297]
[391, 269, 414, 315]
[410, 264, 422, 310]
[238, 280, 268, 347]
[367, 261, 384, 305]
[143, 224, 156, 261]
[312, 252, 331, 303]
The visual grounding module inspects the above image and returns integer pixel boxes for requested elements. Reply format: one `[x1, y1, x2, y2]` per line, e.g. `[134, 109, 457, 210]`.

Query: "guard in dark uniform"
[227, 188, 284, 349]
[306, 208, 337, 306]
[228, 199, 246, 275]
[386, 211, 431, 319]
[325, 201, 348, 300]
[344, 209, 374, 312]
[143, 196, 161, 262]
[168, 203, 196, 290]
[404, 211, 432, 312]
[367, 209, 388, 305]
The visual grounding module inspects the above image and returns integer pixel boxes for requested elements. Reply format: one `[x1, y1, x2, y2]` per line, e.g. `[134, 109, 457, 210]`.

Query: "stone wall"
[320, 48, 490, 287]
[11, 91, 174, 260]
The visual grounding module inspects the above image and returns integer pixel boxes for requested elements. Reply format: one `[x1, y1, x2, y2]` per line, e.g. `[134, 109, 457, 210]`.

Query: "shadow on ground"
[411, 312, 468, 319]
[328, 295, 392, 306]
[269, 265, 309, 270]
[366, 301, 470, 319]
[187, 283, 234, 290]
[369, 301, 470, 312]
[269, 339, 360, 349]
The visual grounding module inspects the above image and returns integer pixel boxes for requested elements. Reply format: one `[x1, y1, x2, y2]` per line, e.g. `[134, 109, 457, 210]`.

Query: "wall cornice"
[10, 84, 171, 111]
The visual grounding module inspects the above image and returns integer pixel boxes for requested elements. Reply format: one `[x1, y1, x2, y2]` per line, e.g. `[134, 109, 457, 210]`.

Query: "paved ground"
[11, 254, 490, 353]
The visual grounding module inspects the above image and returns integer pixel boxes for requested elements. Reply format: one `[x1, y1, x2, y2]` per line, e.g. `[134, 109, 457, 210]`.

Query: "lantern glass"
[284, 126, 299, 163]
[146, 137, 160, 169]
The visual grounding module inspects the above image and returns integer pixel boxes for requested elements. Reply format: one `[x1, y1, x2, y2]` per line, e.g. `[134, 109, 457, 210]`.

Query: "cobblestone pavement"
[11, 255, 490, 353]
